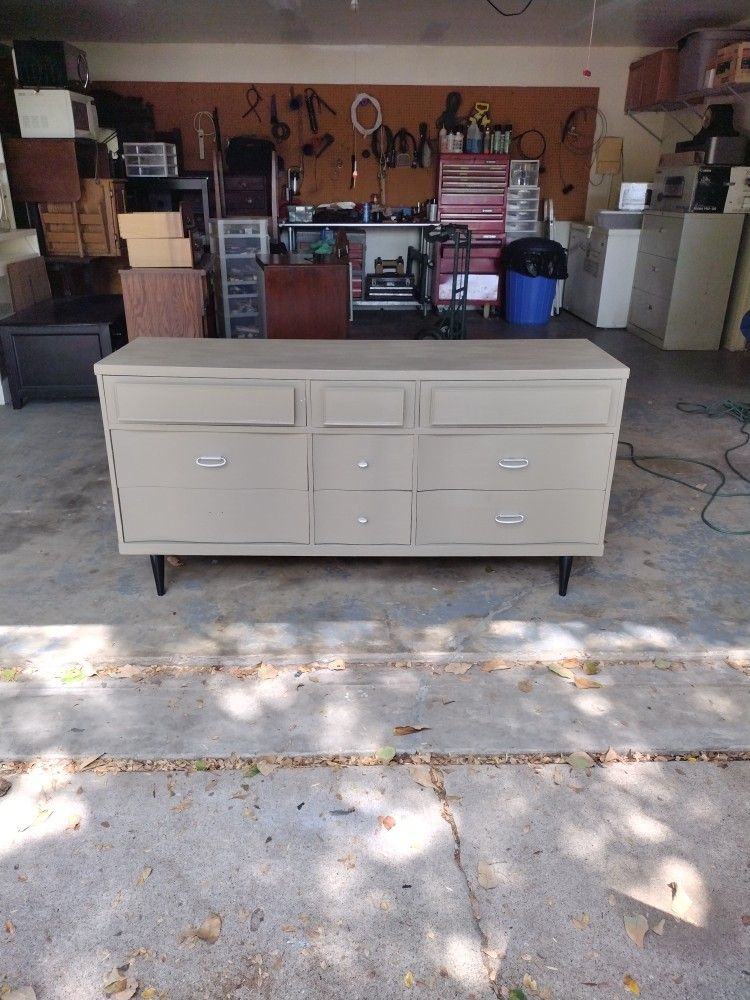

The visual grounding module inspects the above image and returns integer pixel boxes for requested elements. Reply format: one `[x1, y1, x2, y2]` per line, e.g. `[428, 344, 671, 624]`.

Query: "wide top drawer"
[420, 380, 619, 427]
[103, 377, 306, 427]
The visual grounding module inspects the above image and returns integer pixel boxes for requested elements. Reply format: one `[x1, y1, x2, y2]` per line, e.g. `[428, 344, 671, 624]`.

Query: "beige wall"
[82, 42, 663, 221]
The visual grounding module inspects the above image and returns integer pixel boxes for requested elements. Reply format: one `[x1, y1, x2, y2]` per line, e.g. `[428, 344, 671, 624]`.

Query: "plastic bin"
[504, 237, 567, 325]
[677, 28, 750, 95]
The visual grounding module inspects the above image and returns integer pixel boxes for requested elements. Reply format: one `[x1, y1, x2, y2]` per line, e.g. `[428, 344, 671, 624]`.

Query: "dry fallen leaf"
[78, 753, 105, 771]
[249, 907, 264, 932]
[573, 676, 602, 690]
[742, 914, 750, 927]
[256, 759, 278, 776]
[324, 658, 346, 671]
[338, 853, 356, 870]
[141, 990, 158, 1000]
[409, 765, 435, 789]
[5, 920, 16, 934]
[523, 973, 538, 992]
[548, 663, 575, 681]
[668, 881, 693, 918]
[623, 974, 640, 995]
[651, 918, 665, 936]
[517, 679, 533, 693]
[571, 912, 590, 930]
[380, 815, 396, 830]
[653, 658, 672, 670]
[393, 725, 430, 736]
[257, 662, 279, 680]
[624, 913, 649, 948]
[0, 777, 11, 796]
[603, 747, 619, 763]
[136, 866, 153, 886]
[171, 799, 192, 813]
[565, 751, 595, 770]
[5, 989, 38, 1000]
[376, 746, 396, 763]
[195, 912, 222, 944]
[477, 861, 501, 890]
[404, 971, 415, 988]
[583, 660, 601, 675]
[103, 969, 138, 1000]
[66, 814, 81, 831]
[18, 808, 52, 832]
[166, 555, 184, 567]
[445, 662, 472, 675]
[481, 659, 511, 672]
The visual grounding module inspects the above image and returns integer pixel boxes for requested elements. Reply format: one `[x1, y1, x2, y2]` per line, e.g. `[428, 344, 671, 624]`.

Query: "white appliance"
[564, 222, 641, 328]
[725, 166, 750, 213]
[14, 88, 98, 139]
[618, 182, 651, 211]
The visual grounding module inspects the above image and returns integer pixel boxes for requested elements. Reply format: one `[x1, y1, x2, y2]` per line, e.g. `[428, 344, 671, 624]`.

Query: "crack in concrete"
[428, 765, 502, 998]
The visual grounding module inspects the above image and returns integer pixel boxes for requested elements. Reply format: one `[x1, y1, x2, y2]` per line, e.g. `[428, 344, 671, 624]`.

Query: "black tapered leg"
[150, 554, 166, 596]
[558, 556, 573, 597]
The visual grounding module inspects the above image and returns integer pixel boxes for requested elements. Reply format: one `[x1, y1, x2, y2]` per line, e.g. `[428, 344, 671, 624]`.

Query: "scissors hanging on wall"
[242, 84, 263, 122]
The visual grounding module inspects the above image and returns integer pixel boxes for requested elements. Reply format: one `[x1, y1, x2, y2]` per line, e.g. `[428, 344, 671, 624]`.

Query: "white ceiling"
[2, 0, 749, 47]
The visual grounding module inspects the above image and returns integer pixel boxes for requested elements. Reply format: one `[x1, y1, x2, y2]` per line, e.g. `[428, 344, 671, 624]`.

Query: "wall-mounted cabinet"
[625, 49, 678, 112]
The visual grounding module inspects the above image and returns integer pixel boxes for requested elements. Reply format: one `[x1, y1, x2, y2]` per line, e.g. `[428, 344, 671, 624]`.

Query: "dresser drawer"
[104, 378, 305, 427]
[313, 434, 413, 490]
[629, 288, 669, 340]
[420, 381, 616, 428]
[418, 433, 612, 491]
[416, 490, 605, 545]
[314, 490, 411, 544]
[312, 382, 415, 428]
[119, 488, 309, 544]
[639, 214, 683, 260]
[112, 430, 307, 490]
[632, 252, 676, 298]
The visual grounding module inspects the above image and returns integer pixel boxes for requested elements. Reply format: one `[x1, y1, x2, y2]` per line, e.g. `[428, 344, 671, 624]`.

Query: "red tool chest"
[433, 153, 509, 309]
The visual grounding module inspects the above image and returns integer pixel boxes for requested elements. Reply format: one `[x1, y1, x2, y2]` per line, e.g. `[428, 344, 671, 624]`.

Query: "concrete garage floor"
[0, 321, 748, 671]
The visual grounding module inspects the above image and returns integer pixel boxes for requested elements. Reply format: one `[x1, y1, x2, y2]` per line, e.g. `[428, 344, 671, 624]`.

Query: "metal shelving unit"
[210, 217, 270, 338]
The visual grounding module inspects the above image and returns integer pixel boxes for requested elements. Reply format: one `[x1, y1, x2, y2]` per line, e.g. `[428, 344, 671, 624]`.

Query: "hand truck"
[416, 223, 472, 340]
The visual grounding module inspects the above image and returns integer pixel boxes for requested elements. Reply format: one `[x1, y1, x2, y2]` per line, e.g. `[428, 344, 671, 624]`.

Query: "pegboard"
[98, 80, 599, 220]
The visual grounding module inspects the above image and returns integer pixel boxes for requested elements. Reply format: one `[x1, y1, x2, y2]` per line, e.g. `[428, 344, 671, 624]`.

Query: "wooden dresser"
[94, 338, 628, 596]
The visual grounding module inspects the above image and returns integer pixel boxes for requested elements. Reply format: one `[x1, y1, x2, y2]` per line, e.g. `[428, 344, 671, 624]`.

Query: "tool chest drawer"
[420, 381, 618, 428]
[104, 378, 306, 427]
[416, 490, 605, 546]
[312, 382, 415, 428]
[639, 214, 683, 260]
[313, 434, 413, 490]
[632, 252, 677, 299]
[418, 433, 613, 491]
[441, 193, 506, 207]
[112, 430, 308, 490]
[314, 490, 411, 544]
[119, 487, 309, 544]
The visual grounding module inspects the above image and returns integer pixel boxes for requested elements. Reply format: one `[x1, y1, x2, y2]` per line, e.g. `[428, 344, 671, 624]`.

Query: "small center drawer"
[112, 430, 308, 490]
[639, 214, 683, 260]
[314, 490, 412, 544]
[312, 381, 415, 428]
[418, 433, 613, 491]
[420, 381, 617, 428]
[313, 434, 413, 490]
[104, 378, 306, 427]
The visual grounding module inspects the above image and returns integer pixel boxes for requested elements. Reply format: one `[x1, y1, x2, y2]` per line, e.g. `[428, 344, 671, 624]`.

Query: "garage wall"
[82, 42, 663, 221]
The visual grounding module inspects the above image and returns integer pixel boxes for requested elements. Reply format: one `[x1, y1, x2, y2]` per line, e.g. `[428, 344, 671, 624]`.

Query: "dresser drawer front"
[105, 378, 305, 427]
[313, 434, 413, 490]
[421, 381, 616, 428]
[633, 252, 676, 298]
[314, 490, 411, 544]
[629, 288, 669, 339]
[639, 214, 683, 260]
[312, 382, 414, 428]
[417, 490, 605, 545]
[418, 433, 612, 491]
[119, 488, 309, 544]
[112, 430, 308, 490]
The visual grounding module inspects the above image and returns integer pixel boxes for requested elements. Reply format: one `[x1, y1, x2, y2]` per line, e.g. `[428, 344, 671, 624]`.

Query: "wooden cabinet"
[257, 253, 349, 339]
[624, 49, 678, 112]
[40, 179, 125, 258]
[94, 338, 628, 597]
[119, 267, 211, 339]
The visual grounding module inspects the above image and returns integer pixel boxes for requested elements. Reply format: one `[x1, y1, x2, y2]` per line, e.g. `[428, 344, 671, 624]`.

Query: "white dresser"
[627, 211, 744, 350]
[95, 338, 628, 596]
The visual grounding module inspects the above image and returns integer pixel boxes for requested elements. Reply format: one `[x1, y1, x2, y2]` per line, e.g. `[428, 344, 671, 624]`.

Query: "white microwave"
[15, 88, 99, 139]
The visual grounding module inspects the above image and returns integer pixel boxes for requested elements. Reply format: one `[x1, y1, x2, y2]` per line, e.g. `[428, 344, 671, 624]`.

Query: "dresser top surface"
[95, 337, 629, 380]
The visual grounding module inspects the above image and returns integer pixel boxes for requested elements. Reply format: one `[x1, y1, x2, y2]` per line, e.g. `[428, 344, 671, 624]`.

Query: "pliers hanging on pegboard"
[304, 88, 336, 134]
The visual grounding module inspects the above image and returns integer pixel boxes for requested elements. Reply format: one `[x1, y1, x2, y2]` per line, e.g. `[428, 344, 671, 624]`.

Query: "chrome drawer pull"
[357, 516, 369, 524]
[195, 456, 227, 468]
[357, 460, 369, 469]
[498, 458, 529, 469]
[495, 513, 525, 524]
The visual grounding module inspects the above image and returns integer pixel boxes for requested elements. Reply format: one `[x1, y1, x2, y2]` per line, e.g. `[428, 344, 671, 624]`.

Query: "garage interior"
[0, 3, 749, 1000]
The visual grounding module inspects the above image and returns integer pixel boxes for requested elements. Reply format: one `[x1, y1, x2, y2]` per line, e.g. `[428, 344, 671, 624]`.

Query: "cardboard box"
[117, 211, 184, 239]
[715, 42, 750, 85]
[126, 237, 193, 268]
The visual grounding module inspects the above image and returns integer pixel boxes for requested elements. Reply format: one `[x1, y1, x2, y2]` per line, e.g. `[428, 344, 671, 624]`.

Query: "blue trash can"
[503, 237, 568, 325]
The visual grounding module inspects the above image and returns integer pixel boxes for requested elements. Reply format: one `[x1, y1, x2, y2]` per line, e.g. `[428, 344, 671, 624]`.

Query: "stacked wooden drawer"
[40, 179, 125, 258]
[435, 153, 509, 307]
[627, 211, 744, 350]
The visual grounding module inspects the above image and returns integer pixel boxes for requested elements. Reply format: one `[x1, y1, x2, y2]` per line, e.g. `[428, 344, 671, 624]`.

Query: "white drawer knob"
[495, 513, 525, 524]
[357, 516, 369, 524]
[498, 458, 529, 469]
[357, 460, 369, 469]
[196, 456, 227, 468]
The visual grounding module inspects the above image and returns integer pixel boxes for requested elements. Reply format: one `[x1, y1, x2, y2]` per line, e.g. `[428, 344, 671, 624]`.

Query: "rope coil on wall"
[350, 92, 383, 136]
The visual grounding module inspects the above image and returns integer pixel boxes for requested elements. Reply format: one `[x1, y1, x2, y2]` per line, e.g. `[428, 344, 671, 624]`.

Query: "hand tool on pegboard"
[242, 84, 263, 122]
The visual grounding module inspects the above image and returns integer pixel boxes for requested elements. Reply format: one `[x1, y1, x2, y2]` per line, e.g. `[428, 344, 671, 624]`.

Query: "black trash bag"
[503, 237, 568, 280]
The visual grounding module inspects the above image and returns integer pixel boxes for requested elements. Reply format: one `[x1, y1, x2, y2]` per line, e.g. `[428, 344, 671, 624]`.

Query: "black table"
[0, 295, 126, 409]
